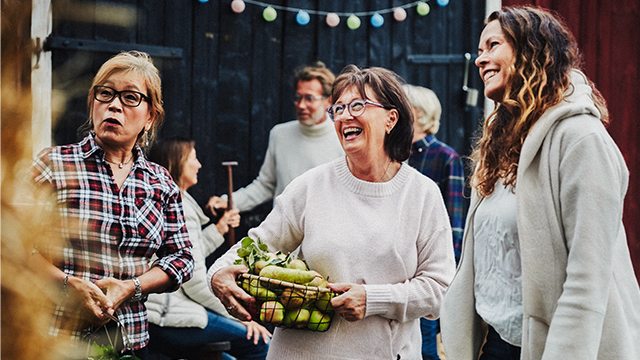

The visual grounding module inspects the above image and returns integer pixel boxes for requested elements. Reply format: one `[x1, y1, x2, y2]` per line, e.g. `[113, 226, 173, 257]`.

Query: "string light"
[326, 13, 340, 27]
[416, 2, 431, 16]
[296, 10, 310, 25]
[227, 0, 447, 29]
[263, 6, 277, 22]
[370, 13, 384, 28]
[230, 0, 245, 13]
[346, 15, 362, 30]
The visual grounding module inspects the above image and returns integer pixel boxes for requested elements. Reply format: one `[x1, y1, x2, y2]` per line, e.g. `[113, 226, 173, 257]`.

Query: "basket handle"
[239, 273, 332, 293]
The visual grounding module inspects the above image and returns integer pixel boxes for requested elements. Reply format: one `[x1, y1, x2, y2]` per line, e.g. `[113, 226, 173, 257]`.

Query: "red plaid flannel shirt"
[32, 133, 193, 350]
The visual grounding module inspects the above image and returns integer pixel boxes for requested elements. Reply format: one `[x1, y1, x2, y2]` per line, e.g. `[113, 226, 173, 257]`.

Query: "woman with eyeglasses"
[208, 65, 456, 359]
[440, 6, 640, 360]
[31, 51, 194, 358]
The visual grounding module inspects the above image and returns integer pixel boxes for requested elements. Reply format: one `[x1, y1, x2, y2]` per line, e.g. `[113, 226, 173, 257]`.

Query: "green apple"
[307, 309, 332, 331]
[259, 301, 285, 325]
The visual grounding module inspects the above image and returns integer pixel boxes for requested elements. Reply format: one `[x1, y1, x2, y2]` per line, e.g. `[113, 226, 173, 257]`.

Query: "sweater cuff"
[206, 266, 217, 294]
[364, 284, 392, 316]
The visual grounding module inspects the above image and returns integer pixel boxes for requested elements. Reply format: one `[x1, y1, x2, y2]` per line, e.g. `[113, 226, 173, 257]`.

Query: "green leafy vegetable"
[233, 236, 289, 273]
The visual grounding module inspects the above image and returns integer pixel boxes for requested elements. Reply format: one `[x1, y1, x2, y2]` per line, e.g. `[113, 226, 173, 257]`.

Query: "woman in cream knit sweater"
[209, 65, 456, 359]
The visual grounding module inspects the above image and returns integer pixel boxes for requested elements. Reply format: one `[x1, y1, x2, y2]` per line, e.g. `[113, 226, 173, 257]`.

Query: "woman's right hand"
[210, 265, 255, 321]
[242, 321, 272, 344]
[215, 208, 240, 236]
[66, 276, 113, 323]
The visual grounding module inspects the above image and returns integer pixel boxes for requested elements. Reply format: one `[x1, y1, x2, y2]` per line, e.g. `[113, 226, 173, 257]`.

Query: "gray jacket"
[441, 70, 640, 360]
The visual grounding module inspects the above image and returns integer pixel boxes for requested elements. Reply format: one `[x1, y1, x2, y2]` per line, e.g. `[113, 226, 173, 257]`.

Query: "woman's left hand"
[242, 320, 272, 344]
[328, 283, 366, 322]
[94, 277, 135, 314]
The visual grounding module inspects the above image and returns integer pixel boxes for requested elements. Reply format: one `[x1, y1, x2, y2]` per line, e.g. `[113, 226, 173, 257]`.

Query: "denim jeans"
[149, 310, 269, 360]
[420, 318, 440, 360]
[479, 325, 521, 360]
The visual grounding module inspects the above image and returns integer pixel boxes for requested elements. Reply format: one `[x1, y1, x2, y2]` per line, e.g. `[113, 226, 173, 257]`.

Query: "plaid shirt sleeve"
[444, 155, 465, 263]
[151, 188, 194, 291]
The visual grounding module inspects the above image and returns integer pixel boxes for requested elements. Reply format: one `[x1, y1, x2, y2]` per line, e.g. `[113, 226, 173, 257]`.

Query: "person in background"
[440, 6, 640, 360]
[207, 61, 343, 214]
[208, 65, 456, 359]
[30, 51, 194, 359]
[403, 84, 465, 360]
[146, 137, 270, 360]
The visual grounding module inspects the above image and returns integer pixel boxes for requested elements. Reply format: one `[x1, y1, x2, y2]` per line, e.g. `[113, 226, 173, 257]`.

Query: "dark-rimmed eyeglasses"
[294, 94, 326, 104]
[327, 99, 389, 121]
[93, 85, 149, 107]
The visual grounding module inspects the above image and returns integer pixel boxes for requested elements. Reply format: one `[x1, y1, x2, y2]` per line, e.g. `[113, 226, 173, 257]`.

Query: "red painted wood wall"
[501, 0, 640, 279]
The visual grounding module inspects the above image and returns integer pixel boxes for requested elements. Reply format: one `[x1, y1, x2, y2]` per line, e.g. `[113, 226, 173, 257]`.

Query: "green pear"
[286, 259, 308, 271]
[306, 276, 328, 288]
[279, 288, 305, 309]
[253, 259, 268, 274]
[314, 291, 333, 312]
[307, 309, 332, 331]
[245, 279, 278, 301]
[282, 308, 311, 328]
[259, 301, 285, 325]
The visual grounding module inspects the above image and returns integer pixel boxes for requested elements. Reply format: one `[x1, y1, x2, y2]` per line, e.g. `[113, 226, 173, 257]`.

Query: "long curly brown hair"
[471, 6, 609, 196]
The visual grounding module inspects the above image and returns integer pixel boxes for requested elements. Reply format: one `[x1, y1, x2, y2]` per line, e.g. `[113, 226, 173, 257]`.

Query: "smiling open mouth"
[483, 70, 497, 82]
[343, 127, 362, 140]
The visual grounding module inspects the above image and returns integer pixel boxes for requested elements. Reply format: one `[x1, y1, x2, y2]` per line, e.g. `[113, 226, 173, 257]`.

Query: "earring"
[386, 128, 391, 135]
[143, 130, 149, 147]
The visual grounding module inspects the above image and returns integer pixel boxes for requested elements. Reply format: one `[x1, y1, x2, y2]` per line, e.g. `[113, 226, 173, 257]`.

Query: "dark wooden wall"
[49, 0, 486, 230]
[503, 0, 640, 287]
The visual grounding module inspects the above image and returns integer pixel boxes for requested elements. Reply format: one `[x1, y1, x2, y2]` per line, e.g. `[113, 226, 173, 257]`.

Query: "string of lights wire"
[239, 0, 431, 16]
[218, 0, 450, 28]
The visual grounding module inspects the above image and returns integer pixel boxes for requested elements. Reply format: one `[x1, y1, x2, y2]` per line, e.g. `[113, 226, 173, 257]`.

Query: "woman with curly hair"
[440, 6, 640, 360]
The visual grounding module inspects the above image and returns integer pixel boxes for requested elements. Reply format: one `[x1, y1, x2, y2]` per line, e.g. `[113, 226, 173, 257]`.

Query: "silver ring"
[226, 305, 235, 311]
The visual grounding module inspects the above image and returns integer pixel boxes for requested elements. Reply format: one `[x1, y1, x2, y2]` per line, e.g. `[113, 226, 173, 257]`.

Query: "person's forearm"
[139, 266, 173, 295]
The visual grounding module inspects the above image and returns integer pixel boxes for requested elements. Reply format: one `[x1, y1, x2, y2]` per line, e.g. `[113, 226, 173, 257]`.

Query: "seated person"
[146, 137, 270, 359]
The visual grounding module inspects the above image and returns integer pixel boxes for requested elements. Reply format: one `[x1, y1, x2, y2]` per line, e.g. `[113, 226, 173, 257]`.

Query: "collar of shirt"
[81, 132, 151, 173]
[412, 134, 437, 153]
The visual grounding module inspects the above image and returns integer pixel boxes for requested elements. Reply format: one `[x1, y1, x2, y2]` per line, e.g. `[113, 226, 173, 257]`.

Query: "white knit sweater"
[231, 119, 343, 212]
[209, 157, 456, 359]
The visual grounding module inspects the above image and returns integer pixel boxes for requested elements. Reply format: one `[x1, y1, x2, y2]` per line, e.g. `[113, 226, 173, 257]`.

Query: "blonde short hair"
[402, 84, 441, 135]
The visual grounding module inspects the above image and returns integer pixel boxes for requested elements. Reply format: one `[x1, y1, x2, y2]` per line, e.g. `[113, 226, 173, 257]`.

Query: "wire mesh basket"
[237, 273, 335, 332]
[83, 312, 140, 360]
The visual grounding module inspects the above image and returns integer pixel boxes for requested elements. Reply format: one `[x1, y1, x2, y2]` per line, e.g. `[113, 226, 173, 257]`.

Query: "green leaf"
[241, 237, 253, 248]
[237, 248, 250, 257]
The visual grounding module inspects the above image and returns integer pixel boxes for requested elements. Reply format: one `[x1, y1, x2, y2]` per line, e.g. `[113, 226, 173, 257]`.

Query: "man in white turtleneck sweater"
[208, 62, 343, 213]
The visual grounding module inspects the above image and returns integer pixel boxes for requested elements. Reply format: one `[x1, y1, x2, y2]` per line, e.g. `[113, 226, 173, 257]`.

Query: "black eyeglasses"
[93, 85, 149, 107]
[327, 99, 389, 121]
[294, 94, 326, 104]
